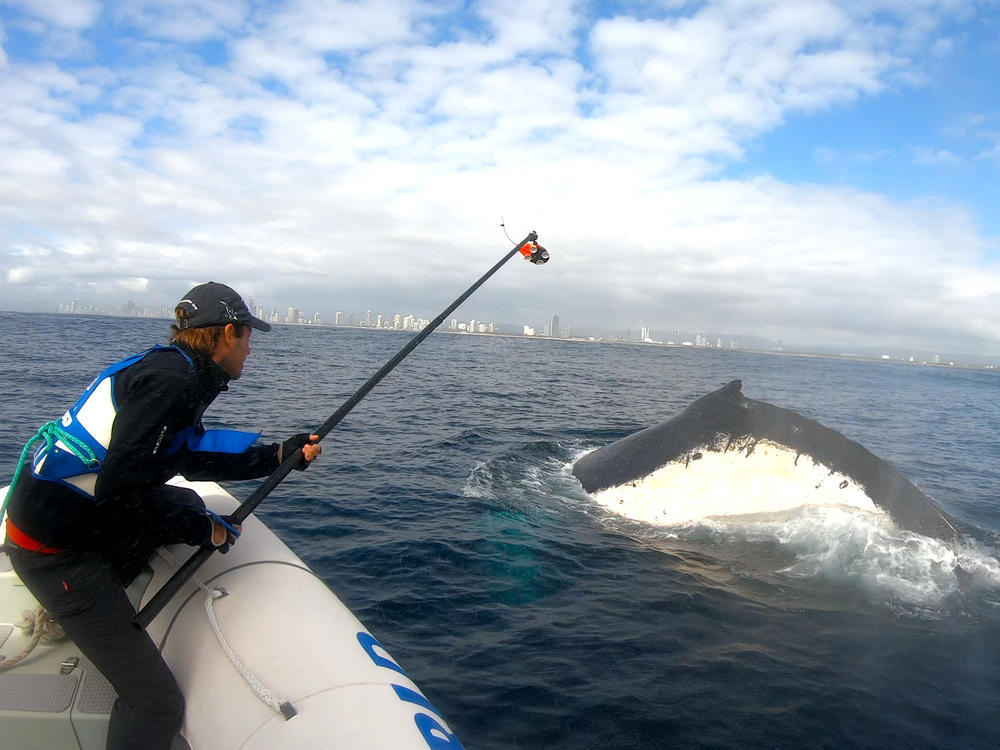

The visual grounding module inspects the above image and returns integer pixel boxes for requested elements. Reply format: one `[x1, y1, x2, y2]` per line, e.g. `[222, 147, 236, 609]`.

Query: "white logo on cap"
[179, 298, 198, 311]
[220, 301, 238, 320]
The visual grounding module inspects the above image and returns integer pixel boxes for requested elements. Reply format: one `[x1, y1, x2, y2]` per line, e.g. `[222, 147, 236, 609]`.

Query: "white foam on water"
[471, 443, 1000, 613]
[572, 443, 1000, 611]
[463, 459, 494, 499]
[707, 505, 1000, 610]
[591, 440, 881, 526]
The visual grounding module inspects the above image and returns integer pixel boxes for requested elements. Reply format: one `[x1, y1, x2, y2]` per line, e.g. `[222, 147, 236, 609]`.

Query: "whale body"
[572, 380, 958, 539]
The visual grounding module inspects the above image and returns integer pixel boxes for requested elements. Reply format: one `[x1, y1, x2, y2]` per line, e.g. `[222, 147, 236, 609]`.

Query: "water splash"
[467, 441, 1000, 616]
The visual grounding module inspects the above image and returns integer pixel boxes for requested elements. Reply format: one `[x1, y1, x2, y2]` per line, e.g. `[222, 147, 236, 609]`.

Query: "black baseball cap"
[175, 282, 271, 332]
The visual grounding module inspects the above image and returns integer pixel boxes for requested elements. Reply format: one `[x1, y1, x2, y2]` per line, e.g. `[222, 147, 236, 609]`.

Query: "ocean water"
[2, 311, 999, 749]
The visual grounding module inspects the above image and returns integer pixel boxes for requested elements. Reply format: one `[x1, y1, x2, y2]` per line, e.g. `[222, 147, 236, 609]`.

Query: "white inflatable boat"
[0, 479, 463, 750]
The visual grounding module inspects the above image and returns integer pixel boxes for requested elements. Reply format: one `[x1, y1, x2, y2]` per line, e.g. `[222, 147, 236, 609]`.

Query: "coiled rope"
[0, 606, 67, 673]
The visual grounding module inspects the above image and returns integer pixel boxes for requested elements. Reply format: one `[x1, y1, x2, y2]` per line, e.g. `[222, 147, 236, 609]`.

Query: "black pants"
[7, 545, 185, 750]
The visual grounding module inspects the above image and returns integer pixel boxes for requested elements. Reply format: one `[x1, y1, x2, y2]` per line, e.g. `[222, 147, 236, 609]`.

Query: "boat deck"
[0, 542, 188, 750]
[0, 544, 118, 750]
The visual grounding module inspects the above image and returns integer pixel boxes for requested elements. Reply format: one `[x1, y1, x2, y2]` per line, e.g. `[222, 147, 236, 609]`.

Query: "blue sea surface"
[2, 312, 999, 749]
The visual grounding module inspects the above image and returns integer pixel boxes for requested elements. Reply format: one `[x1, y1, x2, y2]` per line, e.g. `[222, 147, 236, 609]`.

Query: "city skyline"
[45, 294, 994, 368]
[57, 296, 524, 337]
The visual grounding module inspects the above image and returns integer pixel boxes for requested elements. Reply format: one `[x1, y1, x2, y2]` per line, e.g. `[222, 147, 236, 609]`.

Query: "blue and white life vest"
[30, 345, 259, 498]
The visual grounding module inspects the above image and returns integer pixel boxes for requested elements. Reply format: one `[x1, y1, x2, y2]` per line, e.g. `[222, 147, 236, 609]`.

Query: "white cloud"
[253, 0, 421, 54]
[7, 266, 38, 284]
[581, 1, 914, 166]
[5, 0, 101, 29]
[0, 0, 997, 354]
[913, 146, 964, 166]
[231, 38, 327, 82]
[112, 0, 248, 42]
[979, 139, 1000, 164]
[115, 276, 149, 292]
[476, 0, 580, 55]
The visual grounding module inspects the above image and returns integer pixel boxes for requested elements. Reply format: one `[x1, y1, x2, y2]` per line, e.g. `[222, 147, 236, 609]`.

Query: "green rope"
[1, 422, 100, 522]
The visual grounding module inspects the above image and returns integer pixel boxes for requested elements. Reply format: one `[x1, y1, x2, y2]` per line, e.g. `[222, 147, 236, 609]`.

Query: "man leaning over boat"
[2, 282, 321, 750]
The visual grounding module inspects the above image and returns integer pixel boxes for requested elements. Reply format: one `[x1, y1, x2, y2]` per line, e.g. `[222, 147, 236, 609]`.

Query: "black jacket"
[7, 344, 279, 552]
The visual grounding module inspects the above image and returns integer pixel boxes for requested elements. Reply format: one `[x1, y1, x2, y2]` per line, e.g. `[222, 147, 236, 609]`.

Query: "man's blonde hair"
[170, 308, 246, 356]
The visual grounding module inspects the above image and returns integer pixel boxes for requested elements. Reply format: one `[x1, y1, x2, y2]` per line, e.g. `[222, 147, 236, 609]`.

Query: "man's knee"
[141, 666, 185, 723]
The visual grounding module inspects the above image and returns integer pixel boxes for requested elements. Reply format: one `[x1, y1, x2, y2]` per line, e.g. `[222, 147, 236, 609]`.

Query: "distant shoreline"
[6, 309, 998, 372]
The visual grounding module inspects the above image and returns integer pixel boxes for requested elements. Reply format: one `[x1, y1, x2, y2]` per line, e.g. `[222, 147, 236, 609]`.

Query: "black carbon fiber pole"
[134, 231, 541, 630]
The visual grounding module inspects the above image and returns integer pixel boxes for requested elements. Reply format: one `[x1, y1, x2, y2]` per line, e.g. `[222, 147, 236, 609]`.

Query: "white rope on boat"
[155, 547, 295, 719]
[0, 605, 66, 673]
[203, 590, 289, 715]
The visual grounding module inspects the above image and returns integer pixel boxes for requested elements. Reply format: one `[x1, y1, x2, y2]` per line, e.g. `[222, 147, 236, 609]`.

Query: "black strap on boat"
[133, 231, 544, 630]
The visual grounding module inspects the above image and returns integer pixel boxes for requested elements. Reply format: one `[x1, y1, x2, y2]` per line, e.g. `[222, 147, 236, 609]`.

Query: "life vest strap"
[5, 518, 68, 554]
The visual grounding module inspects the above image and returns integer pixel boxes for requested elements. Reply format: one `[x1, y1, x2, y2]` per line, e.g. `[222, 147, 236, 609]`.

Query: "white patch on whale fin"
[592, 439, 883, 526]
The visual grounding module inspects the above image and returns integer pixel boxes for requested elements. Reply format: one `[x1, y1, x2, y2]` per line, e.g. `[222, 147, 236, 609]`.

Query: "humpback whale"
[572, 380, 959, 540]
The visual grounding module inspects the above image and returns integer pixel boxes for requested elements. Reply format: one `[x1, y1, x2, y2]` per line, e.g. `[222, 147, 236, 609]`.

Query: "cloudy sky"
[1, 0, 998, 353]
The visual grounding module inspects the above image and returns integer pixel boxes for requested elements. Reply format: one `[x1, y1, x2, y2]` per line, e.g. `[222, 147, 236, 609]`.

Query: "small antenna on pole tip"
[500, 217, 515, 245]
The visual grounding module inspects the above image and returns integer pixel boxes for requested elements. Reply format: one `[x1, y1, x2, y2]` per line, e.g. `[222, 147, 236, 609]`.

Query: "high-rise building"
[335, 312, 343, 325]
[550, 314, 560, 338]
[286, 307, 297, 324]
